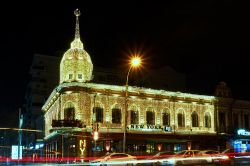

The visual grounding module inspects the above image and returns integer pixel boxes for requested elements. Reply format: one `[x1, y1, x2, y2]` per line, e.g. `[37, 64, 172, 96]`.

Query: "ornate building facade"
[215, 82, 250, 152]
[43, 10, 216, 158]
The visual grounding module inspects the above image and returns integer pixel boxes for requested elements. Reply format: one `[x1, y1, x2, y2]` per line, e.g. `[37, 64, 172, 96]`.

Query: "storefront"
[232, 129, 250, 152]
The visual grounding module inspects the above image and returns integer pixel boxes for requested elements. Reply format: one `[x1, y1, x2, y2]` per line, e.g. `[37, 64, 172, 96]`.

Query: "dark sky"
[1, 1, 250, 127]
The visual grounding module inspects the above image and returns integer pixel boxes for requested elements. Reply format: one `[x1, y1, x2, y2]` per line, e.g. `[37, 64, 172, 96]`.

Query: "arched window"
[64, 102, 75, 120]
[112, 108, 121, 124]
[191, 111, 199, 127]
[162, 109, 170, 126]
[177, 110, 185, 127]
[93, 107, 103, 123]
[130, 106, 139, 124]
[205, 112, 211, 128]
[146, 108, 155, 125]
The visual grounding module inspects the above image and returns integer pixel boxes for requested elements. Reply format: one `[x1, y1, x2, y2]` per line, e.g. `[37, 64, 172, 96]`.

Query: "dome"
[214, 81, 232, 98]
[60, 9, 93, 83]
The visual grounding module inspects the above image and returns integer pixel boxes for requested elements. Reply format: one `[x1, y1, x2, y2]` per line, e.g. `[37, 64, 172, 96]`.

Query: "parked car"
[90, 152, 137, 166]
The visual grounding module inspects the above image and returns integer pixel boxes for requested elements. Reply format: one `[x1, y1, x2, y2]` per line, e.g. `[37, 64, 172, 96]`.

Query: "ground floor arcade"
[44, 131, 217, 159]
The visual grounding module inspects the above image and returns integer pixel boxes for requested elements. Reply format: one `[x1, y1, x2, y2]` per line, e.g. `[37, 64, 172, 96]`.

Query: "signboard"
[128, 124, 172, 132]
[11, 145, 22, 160]
[164, 126, 172, 132]
[237, 129, 250, 136]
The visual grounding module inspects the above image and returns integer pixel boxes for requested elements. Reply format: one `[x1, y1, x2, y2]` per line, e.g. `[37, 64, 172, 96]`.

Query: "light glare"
[131, 57, 141, 67]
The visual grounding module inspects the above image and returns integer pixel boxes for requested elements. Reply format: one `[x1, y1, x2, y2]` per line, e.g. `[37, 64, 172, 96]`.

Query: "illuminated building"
[43, 9, 217, 158]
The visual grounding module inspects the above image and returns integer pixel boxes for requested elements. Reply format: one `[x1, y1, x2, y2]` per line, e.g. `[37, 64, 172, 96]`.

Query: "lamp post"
[123, 57, 141, 153]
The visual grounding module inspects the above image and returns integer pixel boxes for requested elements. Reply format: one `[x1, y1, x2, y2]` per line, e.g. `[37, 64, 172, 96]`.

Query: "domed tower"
[60, 9, 93, 83]
[215, 81, 232, 98]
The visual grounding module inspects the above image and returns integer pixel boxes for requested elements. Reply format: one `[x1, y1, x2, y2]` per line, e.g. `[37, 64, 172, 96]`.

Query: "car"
[197, 150, 220, 163]
[151, 151, 175, 160]
[136, 151, 175, 166]
[162, 150, 209, 165]
[221, 148, 249, 164]
[221, 148, 238, 159]
[196, 150, 229, 164]
[90, 152, 137, 166]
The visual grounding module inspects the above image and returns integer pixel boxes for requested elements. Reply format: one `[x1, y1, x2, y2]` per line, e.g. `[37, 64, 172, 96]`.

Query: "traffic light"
[92, 123, 99, 141]
[91, 123, 99, 131]
[93, 131, 99, 141]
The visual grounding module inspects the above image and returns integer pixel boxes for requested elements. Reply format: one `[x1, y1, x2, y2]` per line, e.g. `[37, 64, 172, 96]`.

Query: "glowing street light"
[131, 57, 141, 67]
[123, 56, 141, 153]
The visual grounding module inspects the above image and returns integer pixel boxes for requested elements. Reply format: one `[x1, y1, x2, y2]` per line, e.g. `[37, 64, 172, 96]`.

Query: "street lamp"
[123, 56, 141, 153]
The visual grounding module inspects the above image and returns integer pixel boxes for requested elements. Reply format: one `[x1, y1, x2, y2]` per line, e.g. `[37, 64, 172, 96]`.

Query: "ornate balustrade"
[52, 119, 84, 128]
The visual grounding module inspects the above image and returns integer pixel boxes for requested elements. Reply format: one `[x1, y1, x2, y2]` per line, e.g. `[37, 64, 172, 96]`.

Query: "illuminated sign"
[11, 145, 22, 160]
[128, 124, 172, 132]
[164, 126, 172, 132]
[79, 139, 86, 156]
[237, 129, 250, 136]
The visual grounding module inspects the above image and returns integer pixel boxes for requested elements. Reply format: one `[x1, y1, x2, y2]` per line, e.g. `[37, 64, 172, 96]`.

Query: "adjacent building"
[22, 54, 60, 156]
[215, 82, 250, 152]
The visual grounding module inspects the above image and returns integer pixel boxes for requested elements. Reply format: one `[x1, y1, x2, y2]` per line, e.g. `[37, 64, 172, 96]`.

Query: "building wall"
[44, 98, 60, 136]
[44, 84, 216, 138]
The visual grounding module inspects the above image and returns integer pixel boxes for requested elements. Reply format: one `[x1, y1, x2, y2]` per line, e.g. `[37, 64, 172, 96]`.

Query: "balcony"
[52, 119, 85, 128]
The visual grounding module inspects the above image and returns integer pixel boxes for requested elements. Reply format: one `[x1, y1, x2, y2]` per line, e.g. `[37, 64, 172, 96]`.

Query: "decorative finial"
[74, 9, 81, 17]
[70, 9, 84, 49]
[74, 9, 81, 40]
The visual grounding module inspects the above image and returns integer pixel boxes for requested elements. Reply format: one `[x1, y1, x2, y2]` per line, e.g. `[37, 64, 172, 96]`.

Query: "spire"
[71, 9, 83, 49]
[74, 9, 81, 39]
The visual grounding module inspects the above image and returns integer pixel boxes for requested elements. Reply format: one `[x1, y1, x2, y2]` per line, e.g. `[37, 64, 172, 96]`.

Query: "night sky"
[1, 1, 250, 127]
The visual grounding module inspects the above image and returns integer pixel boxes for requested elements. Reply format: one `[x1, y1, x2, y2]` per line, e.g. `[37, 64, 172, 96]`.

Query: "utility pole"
[62, 133, 64, 158]
[18, 108, 22, 163]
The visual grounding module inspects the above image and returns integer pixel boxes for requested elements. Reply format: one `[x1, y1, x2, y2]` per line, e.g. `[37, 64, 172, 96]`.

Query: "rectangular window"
[163, 113, 170, 126]
[94, 107, 103, 123]
[131, 111, 139, 124]
[178, 114, 185, 127]
[78, 74, 82, 79]
[69, 74, 73, 79]
[146, 111, 155, 125]
[112, 109, 121, 124]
